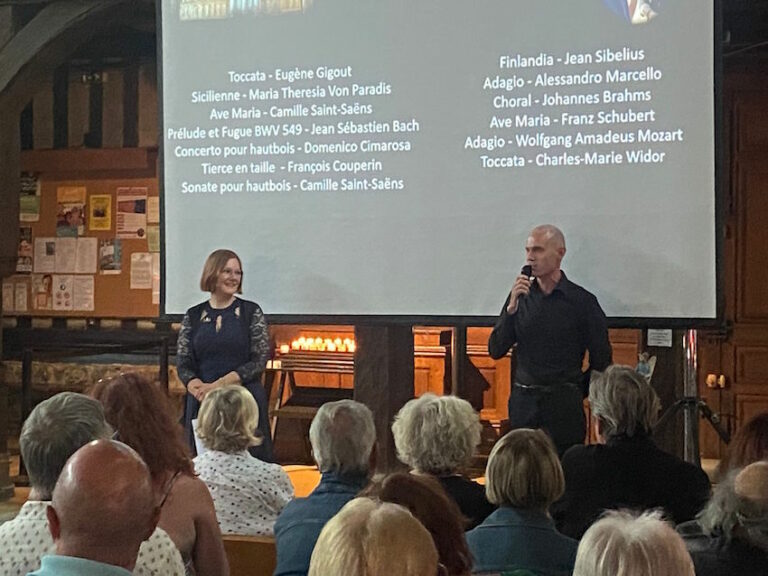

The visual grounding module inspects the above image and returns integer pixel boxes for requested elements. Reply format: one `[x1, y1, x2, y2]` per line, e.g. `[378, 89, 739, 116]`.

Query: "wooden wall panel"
[737, 394, 768, 426]
[32, 81, 53, 149]
[698, 74, 768, 458]
[736, 346, 768, 385]
[138, 63, 157, 148]
[66, 76, 89, 148]
[414, 365, 431, 397]
[735, 95, 768, 152]
[738, 161, 768, 320]
[102, 70, 124, 149]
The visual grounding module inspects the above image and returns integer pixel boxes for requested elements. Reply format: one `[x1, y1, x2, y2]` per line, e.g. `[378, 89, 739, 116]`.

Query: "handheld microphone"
[521, 264, 532, 278]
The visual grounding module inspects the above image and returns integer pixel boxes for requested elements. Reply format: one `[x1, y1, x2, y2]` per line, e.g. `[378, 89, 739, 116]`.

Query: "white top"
[194, 450, 294, 535]
[0, 500, 185, 576]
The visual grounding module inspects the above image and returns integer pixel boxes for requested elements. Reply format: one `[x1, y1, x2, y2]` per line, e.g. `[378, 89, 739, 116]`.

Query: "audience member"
[194, 385, 293, 535]
[466, 429, 576, 575]
[362, 472, 472, 576]
[392, 393, 494, 528]
[274, 399, 376, 576]
[715, 412, 768, 480]
[551, 365, 710, 538]
[0, 392, 183, 576]
[28, 440, 161, 575]
[91, 373, 229, 576]
[307, 497, 440, 576]
[678, 461, 768, 575]
[574, 510, 694, 576]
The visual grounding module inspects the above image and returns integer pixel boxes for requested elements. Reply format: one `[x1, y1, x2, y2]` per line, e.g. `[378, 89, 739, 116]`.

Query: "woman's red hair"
[362, 472, 473, 576]
[90, 372, 194, 481]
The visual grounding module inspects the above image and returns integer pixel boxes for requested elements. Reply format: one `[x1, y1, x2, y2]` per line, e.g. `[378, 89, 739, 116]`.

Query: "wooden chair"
[268, 355, 354, 459]
[283, 464, 321, 497]
[222, 534, 277, 576]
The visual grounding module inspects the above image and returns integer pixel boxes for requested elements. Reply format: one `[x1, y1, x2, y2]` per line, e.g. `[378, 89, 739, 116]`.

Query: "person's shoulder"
[192, 450, 215, 469]
[277, 494, 311, 517]
[143, 526, 178, 548]
[562, 442, 597, 460]
[561, 443, 602, 475]
[559, 272, 599, 301]
[185, 300, 209, 317]
[648, 442, 705, 473]
[235, 297, 260, 309]
[234, 298, 264, 318]
[172, 472, 213, 503]
[136, 527, 184, 576]
[264, 460, 292, 479]
[244, 454, 287, 475]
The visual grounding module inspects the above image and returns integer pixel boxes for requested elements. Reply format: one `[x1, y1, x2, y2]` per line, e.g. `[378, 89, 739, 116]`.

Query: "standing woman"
[177, 249, 273, 461]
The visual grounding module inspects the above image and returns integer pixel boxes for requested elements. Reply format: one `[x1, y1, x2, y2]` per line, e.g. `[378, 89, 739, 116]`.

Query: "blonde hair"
[485, 428, 564, 509]
[573, 510, 694, 576]
[308, 497, 439, 576]
[392, 393, 481, 474]
[199, 249, 243, 293]
[589, 365, 661, 440]
[197, 385, 261, 453]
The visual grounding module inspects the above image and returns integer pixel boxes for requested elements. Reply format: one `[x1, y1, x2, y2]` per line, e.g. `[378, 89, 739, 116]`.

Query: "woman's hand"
[194, 381, 227, 401]
[187, 379, 212, 402]
[187, 378, 204, 399]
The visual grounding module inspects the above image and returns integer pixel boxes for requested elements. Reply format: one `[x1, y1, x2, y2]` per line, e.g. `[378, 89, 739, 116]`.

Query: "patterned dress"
[177, 297, 273, 461]
[194, 450, 293, 535]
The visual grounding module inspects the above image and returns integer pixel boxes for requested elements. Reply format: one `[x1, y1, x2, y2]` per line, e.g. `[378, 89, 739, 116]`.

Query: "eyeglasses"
[220, 268, 243, 277]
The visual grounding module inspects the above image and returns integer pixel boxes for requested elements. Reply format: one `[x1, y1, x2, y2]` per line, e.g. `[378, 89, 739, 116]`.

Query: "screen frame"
[156, 0, 724, 330]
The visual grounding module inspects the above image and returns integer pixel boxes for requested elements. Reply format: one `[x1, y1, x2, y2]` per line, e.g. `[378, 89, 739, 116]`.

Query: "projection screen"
[160, 0, 718, 322]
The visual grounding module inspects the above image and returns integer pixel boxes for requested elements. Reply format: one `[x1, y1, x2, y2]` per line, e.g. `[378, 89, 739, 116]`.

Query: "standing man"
[488, 224, 612, 455]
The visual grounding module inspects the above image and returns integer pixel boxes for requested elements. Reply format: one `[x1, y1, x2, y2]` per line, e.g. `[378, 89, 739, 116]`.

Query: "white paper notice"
[55, 238, 77, 273]
[33, 238, 56, 273]
[130, 252, 153, 289]
[2, 282, 14, 311]
[73, 276, 95, 311]
[647, 329, 673, 348]
[152, 253, 161, 304]
[117, 187, 148, 239]
[147, 196, 160, 224]
[52, 275, 74, 311]
[14, 283, 28, 312]
[75, 238, 98, 274]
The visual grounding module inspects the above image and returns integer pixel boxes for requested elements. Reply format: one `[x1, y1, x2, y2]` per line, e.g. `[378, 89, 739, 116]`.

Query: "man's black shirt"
[488, 271, 612, 388]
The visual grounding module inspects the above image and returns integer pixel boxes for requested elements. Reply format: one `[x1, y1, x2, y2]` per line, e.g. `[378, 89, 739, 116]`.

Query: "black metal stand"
[656, 396, 731, 445]
[654, 330, 730, 466]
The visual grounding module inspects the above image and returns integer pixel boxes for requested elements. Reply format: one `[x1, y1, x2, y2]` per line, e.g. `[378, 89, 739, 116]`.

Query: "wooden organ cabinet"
[697, 64, 768, 459]
[269, 325, 641, 426]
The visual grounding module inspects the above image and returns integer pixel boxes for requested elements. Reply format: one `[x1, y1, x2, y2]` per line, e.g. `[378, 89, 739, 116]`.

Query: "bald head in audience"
[735, 460, 768, 548]
[735, 460, 768, 506]
[46, 439, 160, 572]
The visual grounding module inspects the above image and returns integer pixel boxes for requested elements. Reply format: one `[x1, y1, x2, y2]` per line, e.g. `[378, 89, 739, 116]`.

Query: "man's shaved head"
[530, 224, 566, 251]
[47, 439, 158, 571]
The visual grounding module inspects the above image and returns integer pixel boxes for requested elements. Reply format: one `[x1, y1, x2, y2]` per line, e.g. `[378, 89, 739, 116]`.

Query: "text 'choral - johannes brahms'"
[466, 44, 684, 170]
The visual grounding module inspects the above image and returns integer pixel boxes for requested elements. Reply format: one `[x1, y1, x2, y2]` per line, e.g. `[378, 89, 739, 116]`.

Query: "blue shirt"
[273, 471, 368, 576]
[28, 555, 133, 576]
[465, 507, 577, 576]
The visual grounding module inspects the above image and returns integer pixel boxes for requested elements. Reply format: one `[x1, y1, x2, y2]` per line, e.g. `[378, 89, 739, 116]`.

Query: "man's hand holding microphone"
[507, 264, 534, 314]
